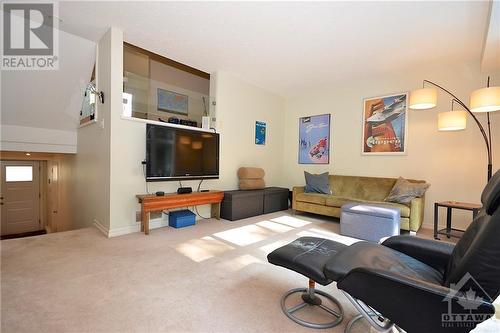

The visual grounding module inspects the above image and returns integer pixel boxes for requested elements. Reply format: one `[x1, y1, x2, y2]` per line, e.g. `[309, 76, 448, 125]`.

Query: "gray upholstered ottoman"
[340, 203, 400, 242]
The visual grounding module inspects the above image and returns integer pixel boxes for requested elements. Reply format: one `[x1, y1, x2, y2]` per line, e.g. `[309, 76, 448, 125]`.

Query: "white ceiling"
[58, 1, 492, 97]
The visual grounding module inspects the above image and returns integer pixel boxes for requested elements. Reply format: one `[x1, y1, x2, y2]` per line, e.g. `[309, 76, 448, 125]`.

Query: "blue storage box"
[169, 210, 196, 228]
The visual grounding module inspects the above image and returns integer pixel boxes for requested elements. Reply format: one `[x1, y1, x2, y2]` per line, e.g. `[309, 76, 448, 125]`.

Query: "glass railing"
[122, 71, 215, 130]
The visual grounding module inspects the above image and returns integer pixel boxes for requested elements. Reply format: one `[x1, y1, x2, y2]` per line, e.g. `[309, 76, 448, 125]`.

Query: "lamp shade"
[469, 86, 500, 113]
[409, 88, 437, 109]
[438, 111, 467, 131]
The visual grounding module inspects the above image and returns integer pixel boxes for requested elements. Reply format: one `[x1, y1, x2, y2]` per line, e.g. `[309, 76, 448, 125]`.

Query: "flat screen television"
[146, 124, 219, 181]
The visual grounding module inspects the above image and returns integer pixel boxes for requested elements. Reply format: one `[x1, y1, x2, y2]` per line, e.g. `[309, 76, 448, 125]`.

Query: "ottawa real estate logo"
[2, 2, 59, 70]
[442, 273, 494, 329]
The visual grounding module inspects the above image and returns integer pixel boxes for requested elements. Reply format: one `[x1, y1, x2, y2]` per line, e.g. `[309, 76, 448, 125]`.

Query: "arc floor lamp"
[409, 77, 500, 180]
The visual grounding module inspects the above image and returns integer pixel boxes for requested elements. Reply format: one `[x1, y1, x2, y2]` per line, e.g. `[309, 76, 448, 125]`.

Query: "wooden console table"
[434, 201, 481, 240]
[136, 191, 224, 235]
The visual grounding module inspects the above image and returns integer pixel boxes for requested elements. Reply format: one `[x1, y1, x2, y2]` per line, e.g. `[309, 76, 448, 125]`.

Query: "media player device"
[177, 187, 193, 194]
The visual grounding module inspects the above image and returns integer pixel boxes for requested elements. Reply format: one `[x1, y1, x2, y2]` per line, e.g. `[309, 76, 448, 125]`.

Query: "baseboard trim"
[93, 219, 110, 238]
[107, 219, 170, 238]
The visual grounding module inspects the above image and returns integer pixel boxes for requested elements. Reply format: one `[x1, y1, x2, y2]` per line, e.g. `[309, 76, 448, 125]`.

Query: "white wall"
[72, 28, 116, 230]
[214, 71, 286, 189]
[282, 62, 500, 229]
[107, 69, 285, 235]
[0, 125, 77, 153]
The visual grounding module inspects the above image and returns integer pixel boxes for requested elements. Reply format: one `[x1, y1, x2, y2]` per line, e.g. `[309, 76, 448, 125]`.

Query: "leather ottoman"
[340, 203, 400, 242]
[267, 237, 345, 328]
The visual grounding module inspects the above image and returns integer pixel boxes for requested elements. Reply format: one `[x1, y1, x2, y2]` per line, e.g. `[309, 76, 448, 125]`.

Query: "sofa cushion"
[237, 167, 265, 179]
[376, 202, 411, 218]
[239, 178, 265, 190]
[296, 192, 328, 205]
[325, 196, 410, 217]
[304, 171, 330, 194]
[385, 177, 430, 204]
[329, 175, 396, 201]
[328, 175, 426, 202]
[325, 196, 354, 208]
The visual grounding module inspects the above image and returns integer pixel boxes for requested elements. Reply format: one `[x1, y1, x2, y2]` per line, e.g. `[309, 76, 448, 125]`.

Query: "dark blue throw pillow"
[304, 171, 330, 194]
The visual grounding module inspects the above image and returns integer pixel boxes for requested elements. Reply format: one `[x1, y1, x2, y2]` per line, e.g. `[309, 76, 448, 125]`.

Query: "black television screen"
[146, 124, 219, 181]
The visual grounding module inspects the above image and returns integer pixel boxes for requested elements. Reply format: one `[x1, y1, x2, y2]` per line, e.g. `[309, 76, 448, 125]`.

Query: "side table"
[434, 201, 481, 240]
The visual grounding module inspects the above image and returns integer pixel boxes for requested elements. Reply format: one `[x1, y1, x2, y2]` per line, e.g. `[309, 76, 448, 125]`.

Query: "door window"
[5, 166, 33, 182]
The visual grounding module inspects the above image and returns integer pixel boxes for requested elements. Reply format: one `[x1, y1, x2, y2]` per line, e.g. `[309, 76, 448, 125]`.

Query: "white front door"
[0, 161, 41, 236]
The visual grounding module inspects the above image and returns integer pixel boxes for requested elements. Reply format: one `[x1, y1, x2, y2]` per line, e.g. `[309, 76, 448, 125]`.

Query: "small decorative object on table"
[434, 201, 482, 240]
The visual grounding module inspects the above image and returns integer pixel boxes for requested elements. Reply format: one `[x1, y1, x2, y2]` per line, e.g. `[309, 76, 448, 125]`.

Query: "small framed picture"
[255, 121, 266, 145]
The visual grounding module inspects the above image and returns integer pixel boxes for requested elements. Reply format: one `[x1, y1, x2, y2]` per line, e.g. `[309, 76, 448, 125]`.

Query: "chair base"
[345, 314, 406, 333]
[342, 291, 405, 333]
[280, 280, 343, 329]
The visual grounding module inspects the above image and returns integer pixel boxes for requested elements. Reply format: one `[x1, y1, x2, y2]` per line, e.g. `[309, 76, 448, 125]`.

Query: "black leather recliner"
[268, 170, 500, 333]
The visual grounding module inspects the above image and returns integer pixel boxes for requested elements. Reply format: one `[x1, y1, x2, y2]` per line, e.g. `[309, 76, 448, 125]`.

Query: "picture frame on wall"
[362, 92, 408, 155]
[255, 121, 266, 145]
[157, 88, 188, 115]
[79, 81, 98, 127]
[298, 114, 330, 164]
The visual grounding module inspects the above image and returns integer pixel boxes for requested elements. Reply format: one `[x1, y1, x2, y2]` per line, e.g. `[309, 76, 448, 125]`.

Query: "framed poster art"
[255, 121, 266, 145]
[157, 88, 188, 115]
[298, 114, 330, 164]
[362, 92, 408, 155]
[79, 81, 98, 127]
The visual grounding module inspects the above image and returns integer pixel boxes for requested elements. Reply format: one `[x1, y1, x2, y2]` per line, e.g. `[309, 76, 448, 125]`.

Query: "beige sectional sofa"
[292, 175, 426, 232]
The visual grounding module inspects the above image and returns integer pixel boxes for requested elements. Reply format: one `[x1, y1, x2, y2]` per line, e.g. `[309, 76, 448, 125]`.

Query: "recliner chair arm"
[382, 235, 454, 274]
[337, 267, 495, 333]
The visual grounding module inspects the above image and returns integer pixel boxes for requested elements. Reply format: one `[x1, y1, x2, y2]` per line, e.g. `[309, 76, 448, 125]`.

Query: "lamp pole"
[422, 80, 492, 180]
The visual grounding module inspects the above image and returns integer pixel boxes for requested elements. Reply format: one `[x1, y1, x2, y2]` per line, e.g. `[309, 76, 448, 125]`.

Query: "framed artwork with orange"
[362, 92, 408, 155]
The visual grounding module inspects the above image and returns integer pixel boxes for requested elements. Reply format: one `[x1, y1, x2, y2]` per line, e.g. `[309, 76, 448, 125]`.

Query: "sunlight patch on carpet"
[213, 224, 276, 246]
[175, 236, 234, 262]
[258, 239, 293, 253]
[222, 254, 264, 271]
[256, 220, 294, 233]
[271, 215, 312, 228]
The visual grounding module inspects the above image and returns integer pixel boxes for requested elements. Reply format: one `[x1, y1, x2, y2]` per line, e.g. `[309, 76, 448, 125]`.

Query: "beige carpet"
[2, 211, 379, 333]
